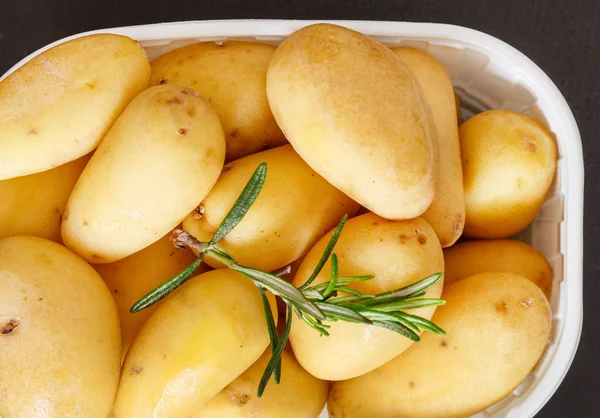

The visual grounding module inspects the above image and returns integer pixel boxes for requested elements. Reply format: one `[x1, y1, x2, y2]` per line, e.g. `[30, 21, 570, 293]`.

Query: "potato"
[0, 153, 91, 242]
[289, 213, 444, 381]
[328, 273, 552, 418]
[114, 269, 276, 418]
[460, 110, 558, 238]
[0, 236, 120, 417]
[94, 231, 206, 358]
[0, 34, 150, 180]
[444, 239, 553, 298]
[193, 350, 328, 418]
[150, 41, 286, 161]
[183, 144, 360, 272]
[267, 23, 438, 220]
[393, 47, 465, 247]
[62, 84, 225, 264]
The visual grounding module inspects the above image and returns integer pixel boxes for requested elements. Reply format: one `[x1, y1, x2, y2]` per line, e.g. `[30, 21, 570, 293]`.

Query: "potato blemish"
[1, 318, 21, 335]
[130, 366, 143, 375]
[496, 301, 509, 314]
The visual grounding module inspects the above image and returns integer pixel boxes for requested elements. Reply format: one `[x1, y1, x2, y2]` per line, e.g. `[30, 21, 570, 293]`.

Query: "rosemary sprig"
[130, 163, 446, 397]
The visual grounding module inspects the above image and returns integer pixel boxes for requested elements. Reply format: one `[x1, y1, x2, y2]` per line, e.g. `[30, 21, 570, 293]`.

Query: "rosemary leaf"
[364, 273, 443, 305]
[371, 320, 420, 342]
[209, 162, 267, 245]
[299, 215, 348, 289]
[315, 302, 372, 324]
[395, 311, 446, 335]
[322, 254, 339, 299]
[258, 304, 292, 397]
[231, 264, 325, 321]
[130, 255, 204, 313]
[259, 287, 281, 383]
[374, 298, 446, 312]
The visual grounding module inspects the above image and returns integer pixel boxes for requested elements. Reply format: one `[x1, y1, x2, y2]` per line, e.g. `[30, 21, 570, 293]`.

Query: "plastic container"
[1, 20, 584, 418]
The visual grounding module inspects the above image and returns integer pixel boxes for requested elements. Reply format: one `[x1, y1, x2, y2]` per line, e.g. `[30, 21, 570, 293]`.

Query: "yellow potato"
[193, 350, 328, 418]
[183, 145, 360, 272]
[460, 110, 558, 238]
[290, 213, 444, 381]
[444, 239, 553, 298]
[267, 23, 438, 220]
[94, 231, 206, 358]
[328, 273, 552, 418]
[0, 153, 91, 242]
[393, 47, 465, 247]
[0, 236, 120, 417]
[114, 269, 276, 418]
[150, 41, 286, 161]
[0, 34, 150, 180]
[62, 84, 225, 264]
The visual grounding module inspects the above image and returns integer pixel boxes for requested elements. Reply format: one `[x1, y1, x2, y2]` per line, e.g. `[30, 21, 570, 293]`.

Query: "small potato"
[0, 236, 120, 418]
[393, 47, 465, 247]
[328, 273, 552, 418]
[460, 110, 558, 238]
[183, 145, 360, 272]
[150, 41, 286, 161]
[444, 239, 553, 298]
[193, 350, 329, 418]
[0, 34, 150, 179]
[267, 23, 438, 220]
[114, 269, 276, 418]
[62, 84, 225, 264]
[94, 231, 206, 358]
[0, 153, 91, 242]
[289, 213, 444, 381]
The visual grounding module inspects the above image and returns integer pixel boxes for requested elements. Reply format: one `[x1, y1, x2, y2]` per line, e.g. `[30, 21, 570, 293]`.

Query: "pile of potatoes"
[0, 23, 557, 418]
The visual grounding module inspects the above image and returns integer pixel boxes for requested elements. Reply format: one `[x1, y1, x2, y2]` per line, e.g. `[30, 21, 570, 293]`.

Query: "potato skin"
[94, 231, 205, 358]
[328, 273, 551, 418]
[183, 144, 360, 272]
[289, 213, 444, 381]
[0, 153, 91, 243]
[193, 350, 328, 418]
[267, 23, 437, 220]
[444, 239, 553, 298]
[393, 47, 465, 247]
[0, 34, 150, 180]
[0, 236, 120, 418]
[150, 41, 286, 161]
[62, 84, 225, 264]
[460, 110, 558, 238]
[114, 269, 276, 418]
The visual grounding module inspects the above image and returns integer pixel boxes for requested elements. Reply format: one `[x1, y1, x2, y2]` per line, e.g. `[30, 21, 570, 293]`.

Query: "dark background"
[0, 0, 598, 416]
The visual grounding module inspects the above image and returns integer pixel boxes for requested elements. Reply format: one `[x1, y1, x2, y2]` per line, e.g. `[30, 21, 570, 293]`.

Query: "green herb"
[131, 163, 446, 397]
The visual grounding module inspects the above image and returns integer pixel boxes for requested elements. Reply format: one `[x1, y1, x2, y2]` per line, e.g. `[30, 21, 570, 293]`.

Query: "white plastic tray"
[2, 20, 584, 418]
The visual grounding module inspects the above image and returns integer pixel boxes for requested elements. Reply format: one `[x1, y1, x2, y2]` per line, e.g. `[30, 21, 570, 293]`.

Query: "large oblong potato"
[444, 239, 553, 298]
[150, 41, 286, 161]
[0, 236, 120, 418]
[114, 269, 277, 418]
[267, 23, 438, 220]
[93, 231, 205, 358]
[328, 273, 551, 418]
[0, 153, 91, 242]
[0, 34, 150, 180]
[393, 47, 465, 247]
[460, 110, 558, 238]
[62, 84, 226, 264]
[183, 144, 360, 272]
[289, 213, 444, 381]
[193, 350, 328, 418]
